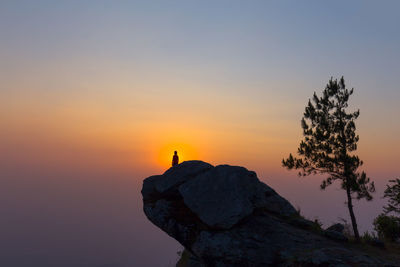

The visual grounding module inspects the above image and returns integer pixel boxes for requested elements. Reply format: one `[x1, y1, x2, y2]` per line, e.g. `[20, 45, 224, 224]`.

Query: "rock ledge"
[142, 161, 397, 266]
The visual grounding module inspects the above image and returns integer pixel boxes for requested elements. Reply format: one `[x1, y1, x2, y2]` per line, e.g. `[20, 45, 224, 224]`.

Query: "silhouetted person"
[172, 151, 179, 166]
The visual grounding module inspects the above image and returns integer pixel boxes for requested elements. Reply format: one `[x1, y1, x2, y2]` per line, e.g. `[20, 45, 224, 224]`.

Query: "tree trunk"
[346, 186, 360, 242]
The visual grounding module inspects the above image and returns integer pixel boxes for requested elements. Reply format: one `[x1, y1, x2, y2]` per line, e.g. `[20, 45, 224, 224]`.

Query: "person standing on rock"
[172, 151, 179, 166]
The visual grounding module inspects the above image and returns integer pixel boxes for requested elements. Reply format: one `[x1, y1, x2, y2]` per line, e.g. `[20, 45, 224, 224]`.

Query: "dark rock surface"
[142, 161, 399, 266]
[323, 223, 348, 242]
[326, 223, 345, 233]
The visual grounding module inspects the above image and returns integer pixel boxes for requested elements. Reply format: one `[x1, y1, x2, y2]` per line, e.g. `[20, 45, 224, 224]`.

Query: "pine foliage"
[383, 178, 400, 215]
[282, 77, 375, 240]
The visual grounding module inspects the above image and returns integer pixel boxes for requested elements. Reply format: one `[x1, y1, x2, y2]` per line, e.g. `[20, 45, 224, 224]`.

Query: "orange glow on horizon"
[2, 90, 399, 176]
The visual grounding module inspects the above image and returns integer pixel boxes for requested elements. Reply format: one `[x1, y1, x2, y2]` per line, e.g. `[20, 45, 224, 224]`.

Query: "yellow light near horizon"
[156, 142, 200, 169]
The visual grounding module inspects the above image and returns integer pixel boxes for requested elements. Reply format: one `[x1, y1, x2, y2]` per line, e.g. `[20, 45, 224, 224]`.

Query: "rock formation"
[142, 161, 399, 266]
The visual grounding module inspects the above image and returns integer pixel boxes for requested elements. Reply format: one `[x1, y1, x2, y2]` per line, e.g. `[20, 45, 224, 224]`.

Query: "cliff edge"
[142, 161, 398, 266]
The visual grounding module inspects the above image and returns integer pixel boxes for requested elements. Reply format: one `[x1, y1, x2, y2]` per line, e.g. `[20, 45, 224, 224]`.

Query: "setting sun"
[156, 142, 200, 169]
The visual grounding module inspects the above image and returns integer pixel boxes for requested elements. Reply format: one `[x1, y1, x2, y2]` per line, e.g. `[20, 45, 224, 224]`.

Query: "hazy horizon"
[1, 1, 399, 266]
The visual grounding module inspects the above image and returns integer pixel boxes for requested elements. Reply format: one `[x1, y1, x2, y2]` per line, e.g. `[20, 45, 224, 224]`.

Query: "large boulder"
[142, 161, 399, 266]
[179, 165, 296, 229]
[155, 161, 213, 194]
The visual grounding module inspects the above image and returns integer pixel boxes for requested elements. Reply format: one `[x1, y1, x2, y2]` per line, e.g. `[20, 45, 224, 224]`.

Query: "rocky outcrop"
[142, 161, 398, 266]
[323, 223, 348, 242]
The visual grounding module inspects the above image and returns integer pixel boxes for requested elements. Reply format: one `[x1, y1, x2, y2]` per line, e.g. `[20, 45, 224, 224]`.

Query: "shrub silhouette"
[373, 214, 400, 241]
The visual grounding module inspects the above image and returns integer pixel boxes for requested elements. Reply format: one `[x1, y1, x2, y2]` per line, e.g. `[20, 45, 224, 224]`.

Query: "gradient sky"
[1, 1, 400, 266]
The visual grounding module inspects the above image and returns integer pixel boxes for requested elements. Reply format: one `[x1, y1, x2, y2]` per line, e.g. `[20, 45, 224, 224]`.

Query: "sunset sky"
[1, 1, 400, 266]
